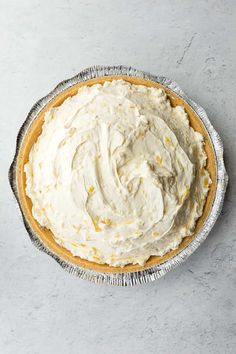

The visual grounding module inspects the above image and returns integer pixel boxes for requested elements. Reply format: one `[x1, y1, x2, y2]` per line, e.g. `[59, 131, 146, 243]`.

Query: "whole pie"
[24, 79, 211, 267]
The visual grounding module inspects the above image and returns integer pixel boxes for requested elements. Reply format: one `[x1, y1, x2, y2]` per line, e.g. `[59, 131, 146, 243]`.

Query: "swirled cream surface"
[24, 80, 211, 266]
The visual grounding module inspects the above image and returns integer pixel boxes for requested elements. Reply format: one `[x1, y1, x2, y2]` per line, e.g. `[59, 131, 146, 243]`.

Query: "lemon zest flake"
[180, 187, 190, 204]
[92, 246, 98, 254]
[88, 185, 95, 194]
[101, 218, 112, 226]
[71, 242, 78, 247]
[155, 155, 163, 165]
[136, 130, 145, 138]
[165, 136, 172, 144]
[127, 182, 133, 192]
[204, 177, 209, 187]
[91, 217, 101, 232]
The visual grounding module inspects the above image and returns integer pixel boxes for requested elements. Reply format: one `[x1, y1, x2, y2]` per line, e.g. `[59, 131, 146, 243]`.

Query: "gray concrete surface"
[0, 1, 235, 353]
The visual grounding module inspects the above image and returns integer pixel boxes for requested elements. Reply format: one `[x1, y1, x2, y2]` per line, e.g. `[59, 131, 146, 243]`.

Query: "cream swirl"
[24, 80, 211, 266]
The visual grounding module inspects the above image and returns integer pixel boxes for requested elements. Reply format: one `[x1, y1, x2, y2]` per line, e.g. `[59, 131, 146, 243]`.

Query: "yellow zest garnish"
[71, 242, 78, 247]
[204, 177, 209, 187]
[91, 217, 101, 232]
[165, 136, 172, 144]
[92, 246, 97, 254]
[101, 218, 112, 226]
[59, 139, 66, 148]
[136, 130, 145, 138]
[79, 243, 86, 247]
[155, 155, 163, 165]
[127, 182, 133, 192]
[152, 231, 159, 237]
[88, 185, 95, 194]
[180, 187, 190, 204]
[93, 256, 101, 262]
[69, 127, 76, 136]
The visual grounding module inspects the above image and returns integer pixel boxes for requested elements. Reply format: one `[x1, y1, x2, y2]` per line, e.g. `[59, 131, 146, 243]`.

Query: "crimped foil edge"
[9, 65, 228, 286]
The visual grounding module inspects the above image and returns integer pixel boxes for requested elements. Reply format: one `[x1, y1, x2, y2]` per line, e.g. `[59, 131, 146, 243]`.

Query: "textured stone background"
[1, 1, 235, 353]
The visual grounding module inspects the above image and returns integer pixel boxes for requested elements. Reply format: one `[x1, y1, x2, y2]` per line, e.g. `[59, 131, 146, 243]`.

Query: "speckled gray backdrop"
[0, 1, 235, 353]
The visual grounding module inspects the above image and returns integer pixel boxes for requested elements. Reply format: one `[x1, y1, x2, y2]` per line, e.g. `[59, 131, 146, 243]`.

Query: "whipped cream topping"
[24, 80, 211, 266]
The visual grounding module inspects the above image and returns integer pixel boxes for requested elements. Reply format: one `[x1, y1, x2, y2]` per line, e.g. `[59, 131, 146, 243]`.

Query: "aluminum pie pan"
[9, 65, 228, 286]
